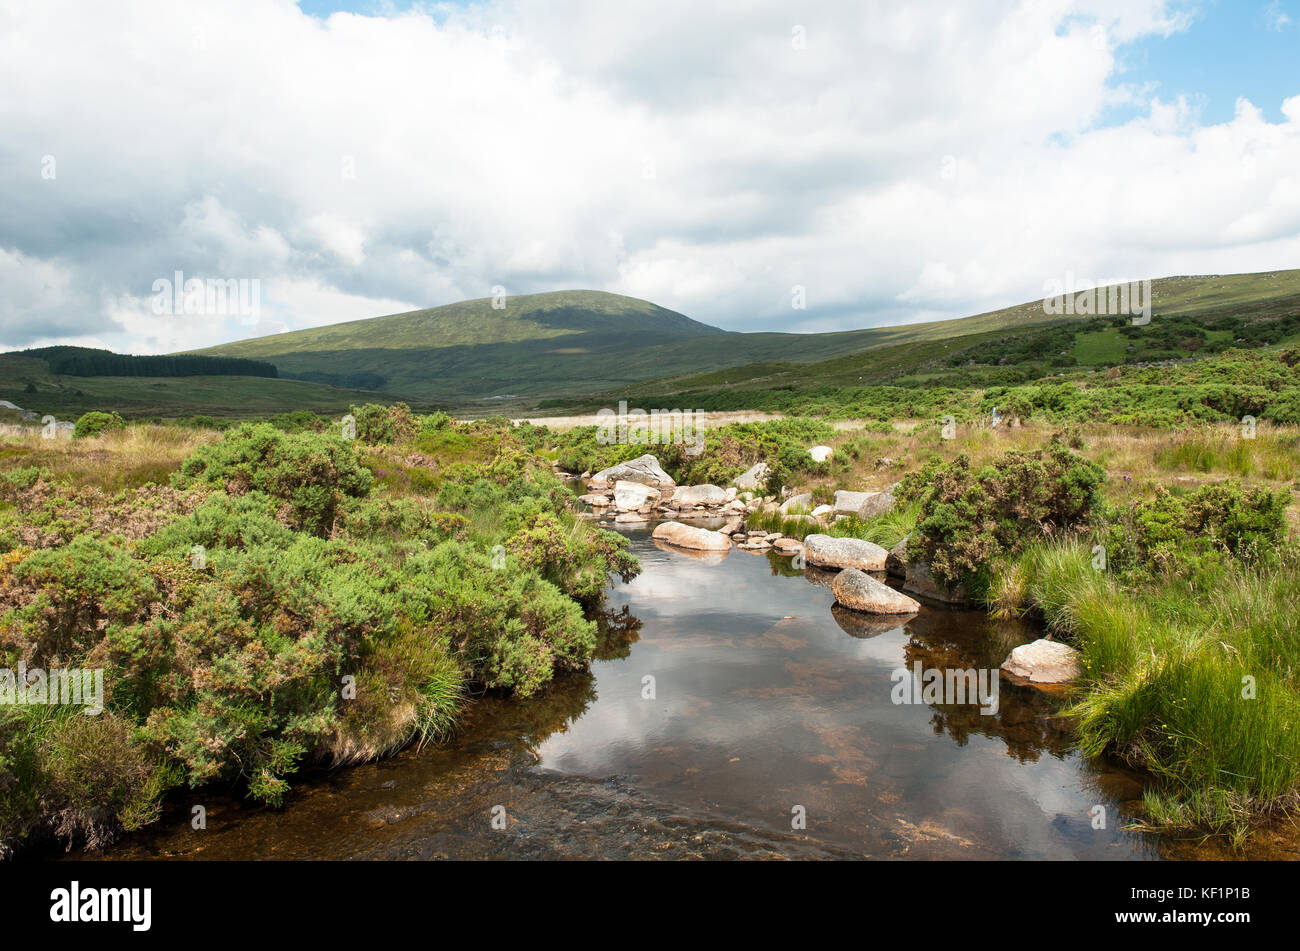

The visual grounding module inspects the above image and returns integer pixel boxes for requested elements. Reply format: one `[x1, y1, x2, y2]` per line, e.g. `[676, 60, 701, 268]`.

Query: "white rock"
[674, 484, 729, 506]
[1000, 639, 1083, 684]
[651, 521, 734, 552]
[833, 490, 872, 516]
[831, 568, 922, 615]
[592, 454, 674, 487]
[857, 490, 895, 519]
[802, 534, 889, 571]
[779, 492, 812, 514]
[808, 446, 833, 463]
[734, 462, 770, 491]
[614, 481, 659, 510]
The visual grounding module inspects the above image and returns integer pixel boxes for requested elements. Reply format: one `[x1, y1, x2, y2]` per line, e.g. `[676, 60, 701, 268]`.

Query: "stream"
[76, 520, 1300, 861]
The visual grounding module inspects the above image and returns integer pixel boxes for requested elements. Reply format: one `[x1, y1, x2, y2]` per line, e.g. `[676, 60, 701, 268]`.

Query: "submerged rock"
[1000, 639, 1083, 684]
[802, 534, 888, 571]
[831, 568, 922, 615]
[651, 521, 733, 552]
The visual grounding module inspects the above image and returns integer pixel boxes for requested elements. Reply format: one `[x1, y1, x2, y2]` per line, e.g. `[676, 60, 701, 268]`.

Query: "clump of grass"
[1000, 535, 1300, 842]
[1155, 426, 1300, 482]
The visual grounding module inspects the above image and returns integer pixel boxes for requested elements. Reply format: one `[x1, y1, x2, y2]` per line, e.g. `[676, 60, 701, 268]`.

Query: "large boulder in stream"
[831, 568, 922, 615]
[802, 534, 888, 571]
[674, 484, 729, 506]
[592, 454, 674, 487]
[652, 521, 733, 552]
[614, 480, 660, 510]
[1000, 639, 1083, 685]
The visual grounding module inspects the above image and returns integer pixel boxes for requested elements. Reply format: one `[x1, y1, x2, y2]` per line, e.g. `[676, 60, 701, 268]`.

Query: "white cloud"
[0, 0, 1297, 352]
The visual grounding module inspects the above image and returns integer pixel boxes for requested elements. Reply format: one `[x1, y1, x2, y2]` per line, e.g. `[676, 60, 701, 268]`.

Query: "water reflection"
[78, 522, 1298, 860]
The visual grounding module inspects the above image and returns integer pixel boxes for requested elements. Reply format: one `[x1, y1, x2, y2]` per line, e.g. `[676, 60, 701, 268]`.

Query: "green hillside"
[6, 270, 1298, 418]
[193, 273, 1300, 405]
[584, 272, 1300, 414]
[0, 349, 434, 419]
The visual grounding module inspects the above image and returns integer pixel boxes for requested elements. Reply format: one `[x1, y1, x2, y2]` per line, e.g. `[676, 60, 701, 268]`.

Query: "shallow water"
[78, 521, 1300, 860]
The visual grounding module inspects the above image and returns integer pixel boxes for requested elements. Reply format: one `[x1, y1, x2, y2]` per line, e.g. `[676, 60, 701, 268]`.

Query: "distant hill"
[5, 270, 1298, 418]
[193, 272, 1300, 405]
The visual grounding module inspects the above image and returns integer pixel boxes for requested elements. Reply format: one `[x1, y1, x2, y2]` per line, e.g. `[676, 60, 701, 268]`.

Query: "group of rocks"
[571, 453, 1081, 684]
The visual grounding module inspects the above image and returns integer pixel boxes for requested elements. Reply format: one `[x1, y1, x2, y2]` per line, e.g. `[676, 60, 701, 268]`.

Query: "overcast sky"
[2, 0, 1298, 353]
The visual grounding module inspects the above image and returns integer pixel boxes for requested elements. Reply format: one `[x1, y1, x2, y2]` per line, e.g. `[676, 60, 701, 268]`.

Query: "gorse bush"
[0, 413, 639, 855]
[72, 411, 126, 440]
[1103, 481, 1290, 583]
[904, 443, 1105, 591]
[350, 402, 418, 445]
[174, 423, 373, 535]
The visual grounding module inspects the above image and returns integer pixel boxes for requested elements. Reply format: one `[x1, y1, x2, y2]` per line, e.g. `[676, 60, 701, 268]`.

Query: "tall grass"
[744, 500, 919, 548]
[1154, 427, 1300, 482]
[996, 537, 1300, 841]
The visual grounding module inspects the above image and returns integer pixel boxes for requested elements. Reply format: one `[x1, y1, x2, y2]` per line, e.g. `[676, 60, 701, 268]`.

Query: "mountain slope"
[191, 271, 1300, 404]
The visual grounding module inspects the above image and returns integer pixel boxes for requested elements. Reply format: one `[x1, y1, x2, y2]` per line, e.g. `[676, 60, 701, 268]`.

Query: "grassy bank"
[0, 406, 637, 856]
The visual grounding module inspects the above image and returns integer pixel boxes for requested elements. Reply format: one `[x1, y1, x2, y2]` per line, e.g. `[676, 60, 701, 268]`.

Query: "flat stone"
[831, 568, 921, 615]
[1001, 639, 1083, 684]
[651, 520, 733, 552]
[803, 534, 888, 571]
[674, 484, 729, 506]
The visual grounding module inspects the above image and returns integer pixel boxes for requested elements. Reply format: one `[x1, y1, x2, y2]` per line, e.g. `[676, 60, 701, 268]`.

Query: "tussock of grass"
[1000, 537, 1300, 841]
[0, 424, 217, 491]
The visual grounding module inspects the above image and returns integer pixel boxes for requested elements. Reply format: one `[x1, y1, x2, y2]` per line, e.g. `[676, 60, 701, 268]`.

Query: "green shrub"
[402, 542, 597, 697]
[1104, 481, 1289, 582]
[174, 423, 372, 535]
[907, 443, 1105, 591]
[72, 411, 125, 439]
[350, 402, 417, 445]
